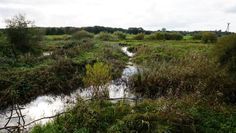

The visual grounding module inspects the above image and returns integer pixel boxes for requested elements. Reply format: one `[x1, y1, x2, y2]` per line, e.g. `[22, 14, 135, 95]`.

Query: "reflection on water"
[0, 47, 137, 131]
[121, 47, 134, 57]
[42, 51, 52, 56]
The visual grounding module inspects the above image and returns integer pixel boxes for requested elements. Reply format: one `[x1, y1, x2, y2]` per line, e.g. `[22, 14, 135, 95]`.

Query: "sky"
[0, 0, 236, 32]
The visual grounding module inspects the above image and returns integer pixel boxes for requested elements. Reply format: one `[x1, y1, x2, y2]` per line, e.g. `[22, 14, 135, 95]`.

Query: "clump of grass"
[113, 31, 126, 40]
[133, 33, 145, 40]
[72, 30, 94, 40]
[96, 32, 114, 41]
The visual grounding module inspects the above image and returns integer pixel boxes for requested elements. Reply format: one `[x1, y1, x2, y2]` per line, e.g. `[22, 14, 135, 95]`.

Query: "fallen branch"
[24, 111, 68, 127]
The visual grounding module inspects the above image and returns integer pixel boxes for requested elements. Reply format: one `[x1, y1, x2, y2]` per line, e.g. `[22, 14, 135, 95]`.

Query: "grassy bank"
[31, 97, 236, 133]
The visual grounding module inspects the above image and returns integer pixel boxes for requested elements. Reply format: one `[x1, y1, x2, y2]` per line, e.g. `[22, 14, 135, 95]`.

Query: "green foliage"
[96, 32, 114, 41]
[189, 106, 236, 132]
[0, 37, 129, 109]
[146, 32, 165, 40]
[129, 52, 232, 98]
[96, 43, 129, 79]
[183, 35, 193, 40]
[31, 99, 236, 133]
[72, 30, 94, 40]
[165, 32, 183, 40]
[133, 33, 145, 40]
[0, 58, 85, 109]
[52, 39, 95, 58]
[83, 62, 111, 99]
[215, 34, 236, 79]
[213, 34, 236, 90]
[31, 100, 171, 133]
[146, 32, 183, 40]
[5, 14, 43, 57]
[0, 32, 12, 57]
[192, 33, 202, 40]
[201, 32, 217, 43]
[132, 43, 207, 64]
[45, 35, 71, 41]
[113, 31, 126, 40]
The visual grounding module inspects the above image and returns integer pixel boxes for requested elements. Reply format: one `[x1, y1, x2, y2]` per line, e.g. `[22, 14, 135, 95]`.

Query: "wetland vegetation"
[0, 15, 235, 133]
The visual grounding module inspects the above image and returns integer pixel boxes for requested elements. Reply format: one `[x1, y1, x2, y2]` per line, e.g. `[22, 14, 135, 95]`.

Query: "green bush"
[133, 33, 145, 40]
[113, 31, 126, 40]
[72, 30, 94, 40]
[193, 33, 202, 40]
[165, 32, 183, 40]
[201, 32, 217, 43]
[96, 32, 114, 41]
[215, 34, 236, 79]
[146, 32, 183, 40]
[146, 32, 165, 40]
[0, 32, 12, 57]
[83, 62, 111, 99]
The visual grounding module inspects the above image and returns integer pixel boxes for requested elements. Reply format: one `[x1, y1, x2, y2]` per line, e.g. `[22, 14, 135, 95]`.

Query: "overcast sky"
[0, 0, 236, 31]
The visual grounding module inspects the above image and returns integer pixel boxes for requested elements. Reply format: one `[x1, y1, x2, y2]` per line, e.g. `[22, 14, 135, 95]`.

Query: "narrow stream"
[0, 47, 137, 131]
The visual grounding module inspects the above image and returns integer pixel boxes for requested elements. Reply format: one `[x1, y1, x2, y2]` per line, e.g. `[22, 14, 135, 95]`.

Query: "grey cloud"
[226, 6, 236, 13]
[0, 0, 236, 32]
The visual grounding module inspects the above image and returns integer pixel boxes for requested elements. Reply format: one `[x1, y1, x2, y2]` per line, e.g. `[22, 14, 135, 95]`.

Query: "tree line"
[8, 26, 228, 36]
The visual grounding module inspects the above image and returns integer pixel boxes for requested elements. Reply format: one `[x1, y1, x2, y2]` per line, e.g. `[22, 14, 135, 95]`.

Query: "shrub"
[201, 32, 217, 43]
[215, 34, 236, 79]
[146, 32, 165, 40]
[0, 32, 12, 57]
[146, 32, 183, 40]
[165, 32, 183, 40]
[96, 32, 114, 41]
[155, 32, 166, 40]
[72, 30, 94, 40]
[133, 33, 145, 40]
[83, 62, 111, 99]
[146, 33, 156, 40]
[113, 31, 126, 40]
[193, 33, 202, 40]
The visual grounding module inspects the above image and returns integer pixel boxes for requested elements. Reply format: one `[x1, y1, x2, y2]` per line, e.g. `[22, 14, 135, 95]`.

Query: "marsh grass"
[31, 97, 236, 133]
[129, 52, 234, 100]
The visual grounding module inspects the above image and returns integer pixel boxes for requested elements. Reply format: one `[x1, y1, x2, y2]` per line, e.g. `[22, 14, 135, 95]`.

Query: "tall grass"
[129, 52, 234, 100]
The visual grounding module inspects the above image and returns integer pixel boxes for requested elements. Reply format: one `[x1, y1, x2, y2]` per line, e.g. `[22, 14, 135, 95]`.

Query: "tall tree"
[5, 14, 43, 58]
